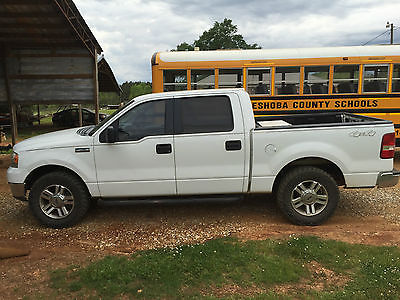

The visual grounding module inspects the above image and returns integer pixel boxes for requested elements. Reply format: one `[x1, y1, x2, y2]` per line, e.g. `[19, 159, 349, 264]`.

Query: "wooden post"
[37, 104, 40, 125]
[2, 47, 17, 145]
[78, 104, 82, 126]
[93, 49, 99, 124]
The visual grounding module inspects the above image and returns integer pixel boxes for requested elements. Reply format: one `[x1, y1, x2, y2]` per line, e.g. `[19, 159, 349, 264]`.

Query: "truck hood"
[14, 127, 93, 152]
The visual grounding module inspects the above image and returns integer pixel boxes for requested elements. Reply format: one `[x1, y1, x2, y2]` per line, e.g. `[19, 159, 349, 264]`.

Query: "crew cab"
[7, 89, 399, 228]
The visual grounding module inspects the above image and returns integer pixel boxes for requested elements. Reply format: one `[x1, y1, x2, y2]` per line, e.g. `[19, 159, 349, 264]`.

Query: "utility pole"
[386, 21, 394, 44]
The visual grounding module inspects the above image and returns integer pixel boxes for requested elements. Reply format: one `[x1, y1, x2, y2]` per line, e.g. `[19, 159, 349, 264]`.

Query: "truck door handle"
[156, 143, 172, 154]
[225, 140, 242, 151]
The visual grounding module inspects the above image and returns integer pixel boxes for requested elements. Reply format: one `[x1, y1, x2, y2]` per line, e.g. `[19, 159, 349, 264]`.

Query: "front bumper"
[377, 170, 400, 188]
[8, 183, 26, 201]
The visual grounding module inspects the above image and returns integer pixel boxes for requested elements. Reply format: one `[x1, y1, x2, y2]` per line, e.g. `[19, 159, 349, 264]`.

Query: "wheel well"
[272, 157, 345, 193]
[25, 165, 88, 192]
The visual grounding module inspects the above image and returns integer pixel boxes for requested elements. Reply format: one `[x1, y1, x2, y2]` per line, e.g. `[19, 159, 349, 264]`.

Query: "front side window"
[392, 64, 400, 92]
[176, 96, 233, 134]
[333, 65, 359, 94]
[363, 65, 389, 93]
[303, 66, 329, 94]
[191, 69, 215, 90]
[116, 100, 167, 142]
[275, 67, 300, 95]
[163, 70, 187, 92]
[218, 69, 243, 88]
[247, 68, 271, 95]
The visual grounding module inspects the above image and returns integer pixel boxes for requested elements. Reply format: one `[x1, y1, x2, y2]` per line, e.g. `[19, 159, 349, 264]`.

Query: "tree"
[118, 81, 152, 103]
[120, 81, 133, 103]
[129, 82, 152, 98]
[175, 18, 260, 51]
[176, 42, 194, 51]
[99, 92, 120, 105]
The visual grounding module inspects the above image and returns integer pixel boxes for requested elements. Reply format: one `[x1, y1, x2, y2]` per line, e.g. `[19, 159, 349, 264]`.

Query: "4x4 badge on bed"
[349, 130, 376, 137]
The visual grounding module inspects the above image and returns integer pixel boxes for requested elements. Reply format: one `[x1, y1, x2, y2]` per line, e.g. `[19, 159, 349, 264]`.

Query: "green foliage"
[99, 92, 120, 106]
[176, 42, 194, 51]
[130, 82, 152, 99]
[175, 18, 261, 51]
[119, 81, 152, 103]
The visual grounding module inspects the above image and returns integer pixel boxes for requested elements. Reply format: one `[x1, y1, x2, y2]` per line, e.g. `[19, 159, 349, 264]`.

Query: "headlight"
[11, 152, 18, 168]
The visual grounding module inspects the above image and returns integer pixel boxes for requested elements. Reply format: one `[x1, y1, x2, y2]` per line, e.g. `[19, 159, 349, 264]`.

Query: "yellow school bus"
[151, 45, 400, 144]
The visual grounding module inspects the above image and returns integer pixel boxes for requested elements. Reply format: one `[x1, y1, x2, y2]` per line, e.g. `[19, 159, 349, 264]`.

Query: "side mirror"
[100, 126, 116, 143]
[106, 126, 116, 143]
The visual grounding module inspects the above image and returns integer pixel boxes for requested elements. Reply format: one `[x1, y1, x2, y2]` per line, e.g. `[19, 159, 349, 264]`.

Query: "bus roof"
[157, 45, 400, 63]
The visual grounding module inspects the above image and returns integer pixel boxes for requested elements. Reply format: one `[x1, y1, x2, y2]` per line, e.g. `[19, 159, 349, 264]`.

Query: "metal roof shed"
[0, 0, 120, 144]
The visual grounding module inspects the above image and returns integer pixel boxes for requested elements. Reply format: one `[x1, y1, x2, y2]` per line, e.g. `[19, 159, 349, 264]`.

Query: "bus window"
[247, 68, 271, 95]
[304, 66, 329, 94]
[363, 65, 389, 93]
[218, 69, 243, 88]
[275, 67, 300, 95]
[163, 70, 187, 91]
[392, 64, 400, 92]
[333, 65, 359, 94]
[191, 69, 215, 90]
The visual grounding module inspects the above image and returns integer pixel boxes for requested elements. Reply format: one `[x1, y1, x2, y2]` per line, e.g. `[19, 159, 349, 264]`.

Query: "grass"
[100, 109, 117, 115]
[49, 236, 400, 299]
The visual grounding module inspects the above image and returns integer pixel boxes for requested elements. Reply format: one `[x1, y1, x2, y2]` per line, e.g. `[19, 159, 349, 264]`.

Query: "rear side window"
[333, 65, 359, 93]
[363, 65, 389, 93]
[393, 64, 400, 92]
[275, 66, 300, 95]
[176, 96, 234, 134]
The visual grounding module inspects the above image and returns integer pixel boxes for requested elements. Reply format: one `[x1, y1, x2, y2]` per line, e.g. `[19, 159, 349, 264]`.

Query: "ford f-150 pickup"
[7, 89, 399, 228]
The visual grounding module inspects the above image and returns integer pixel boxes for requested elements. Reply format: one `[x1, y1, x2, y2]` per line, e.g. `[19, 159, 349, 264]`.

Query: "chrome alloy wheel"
[290, 180, 328, 216]
[39, 184, 75, 219]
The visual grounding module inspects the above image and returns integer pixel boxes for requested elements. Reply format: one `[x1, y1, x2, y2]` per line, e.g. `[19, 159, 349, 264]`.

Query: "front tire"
[276, 166, 339, 226]
[29, 172, 90, 228]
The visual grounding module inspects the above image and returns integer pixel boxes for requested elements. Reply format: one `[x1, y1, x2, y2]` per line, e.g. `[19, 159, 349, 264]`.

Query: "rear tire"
[29, 172, 90, 228]
[276, 166, 339, 226]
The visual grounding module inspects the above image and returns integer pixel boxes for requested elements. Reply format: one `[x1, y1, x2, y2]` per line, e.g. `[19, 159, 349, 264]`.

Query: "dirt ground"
[0, 154, 400, 299]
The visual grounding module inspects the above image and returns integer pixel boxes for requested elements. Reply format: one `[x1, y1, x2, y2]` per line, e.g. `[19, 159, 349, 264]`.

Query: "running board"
[97, 195, 243, 206]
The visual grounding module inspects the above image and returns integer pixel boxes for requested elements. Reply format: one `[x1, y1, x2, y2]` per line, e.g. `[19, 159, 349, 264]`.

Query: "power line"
[362, 29, 390, 46]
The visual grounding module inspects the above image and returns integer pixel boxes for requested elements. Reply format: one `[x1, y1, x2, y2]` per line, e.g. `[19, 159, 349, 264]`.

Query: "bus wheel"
[276, 166, 339, 226]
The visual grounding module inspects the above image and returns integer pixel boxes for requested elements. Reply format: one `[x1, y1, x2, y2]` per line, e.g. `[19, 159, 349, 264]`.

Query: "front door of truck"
[93, 99, 176, 197]
[173, 94, 246, 195]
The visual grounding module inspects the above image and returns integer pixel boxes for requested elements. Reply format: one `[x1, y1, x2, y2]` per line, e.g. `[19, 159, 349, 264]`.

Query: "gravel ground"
[340, 186, 400, 225]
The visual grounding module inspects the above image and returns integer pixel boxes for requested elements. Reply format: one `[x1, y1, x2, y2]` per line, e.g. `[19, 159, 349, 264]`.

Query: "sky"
[74, 0, 400, 83]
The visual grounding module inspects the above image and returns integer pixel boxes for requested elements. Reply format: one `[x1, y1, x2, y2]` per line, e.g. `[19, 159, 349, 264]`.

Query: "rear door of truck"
[173, 93, 246, 195]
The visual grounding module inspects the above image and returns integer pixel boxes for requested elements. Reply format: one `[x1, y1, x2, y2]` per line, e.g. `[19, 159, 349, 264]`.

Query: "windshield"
[88, 100, 134, 136]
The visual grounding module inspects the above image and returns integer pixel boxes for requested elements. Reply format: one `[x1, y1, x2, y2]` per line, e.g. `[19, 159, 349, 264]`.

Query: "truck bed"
[255, 112, 392, 130]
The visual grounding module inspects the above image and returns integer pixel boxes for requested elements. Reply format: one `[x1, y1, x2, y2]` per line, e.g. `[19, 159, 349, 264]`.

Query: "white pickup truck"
[7, 89, 399, 228]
